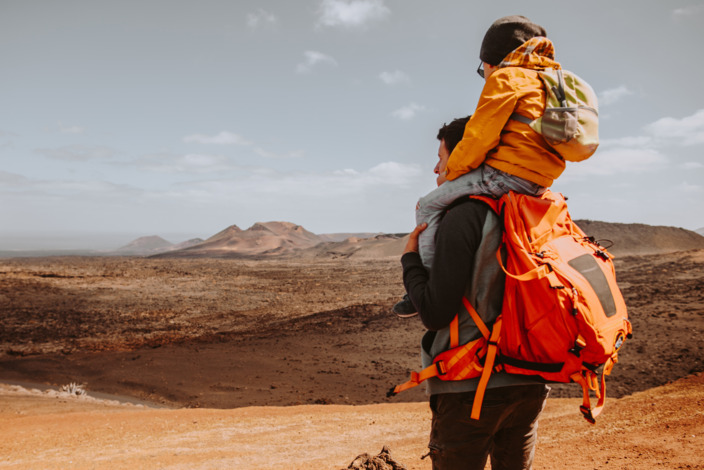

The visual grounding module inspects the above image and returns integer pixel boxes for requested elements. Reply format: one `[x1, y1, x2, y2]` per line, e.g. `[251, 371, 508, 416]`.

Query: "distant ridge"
[300, 221, 704, 260]
[318, 232, 382, 243]
[155, 221, 323, 258]
[696, 227, 704, 237]
[115, 236, 204, 256]
[3, 220, 702, 259]
[142, 220, 704, 260]
[297, 233, 407, 260]
[574, 220, 704, 256]
[116, 236, 173, 255]
[170, 238, 205, 251]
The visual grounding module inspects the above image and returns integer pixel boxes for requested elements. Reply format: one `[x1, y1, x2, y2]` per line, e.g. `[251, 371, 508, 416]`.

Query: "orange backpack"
[389, 190, 632, 423]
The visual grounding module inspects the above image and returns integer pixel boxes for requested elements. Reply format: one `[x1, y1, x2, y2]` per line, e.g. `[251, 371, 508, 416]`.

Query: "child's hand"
[404, 223, 428, 254]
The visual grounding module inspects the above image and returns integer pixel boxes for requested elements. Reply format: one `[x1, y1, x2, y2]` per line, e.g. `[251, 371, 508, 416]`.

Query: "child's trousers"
[416, 164, 545, 270]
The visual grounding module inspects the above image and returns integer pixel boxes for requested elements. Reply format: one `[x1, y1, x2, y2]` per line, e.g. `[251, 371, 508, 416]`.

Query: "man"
[392, 15, 557, 318]
[400, 117, 550, 469]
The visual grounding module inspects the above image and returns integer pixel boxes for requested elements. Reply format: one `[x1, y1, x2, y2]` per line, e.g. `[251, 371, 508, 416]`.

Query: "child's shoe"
[393, 294, 418, 318]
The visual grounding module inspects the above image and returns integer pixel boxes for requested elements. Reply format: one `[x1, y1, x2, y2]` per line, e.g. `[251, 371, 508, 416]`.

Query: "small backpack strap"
[470, 316, 502, 420]
[388, 362, 446, 395]
[450, 315, 459, 349]
[510, 112, 533, 125]
[460, 297, 501, 421]
[554, 69, 567, 107]
[461, 298, 490, 339]
[570, 356, 616, 424]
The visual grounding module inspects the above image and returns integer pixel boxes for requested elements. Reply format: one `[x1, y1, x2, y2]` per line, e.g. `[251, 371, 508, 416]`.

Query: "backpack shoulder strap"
[468, 194, 502, 214]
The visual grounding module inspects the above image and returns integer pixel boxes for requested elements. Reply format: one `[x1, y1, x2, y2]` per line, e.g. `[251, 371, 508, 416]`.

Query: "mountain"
[169, 238, 205, 251]
[298, 233, 408, 259]
[157, 222, 323, 258]
[116, 235, 173, 255]
[574, 220, 704, 256]
[150, 219, 704, 260]
[300, 221, 704, 260]
[317, 232, 383, 243]
[3, 219, 701, 260]
[113, 236, 205, 256]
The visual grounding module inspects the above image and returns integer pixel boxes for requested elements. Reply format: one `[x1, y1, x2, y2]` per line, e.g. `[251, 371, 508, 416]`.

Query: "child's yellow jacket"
[446, 38, 566, 188]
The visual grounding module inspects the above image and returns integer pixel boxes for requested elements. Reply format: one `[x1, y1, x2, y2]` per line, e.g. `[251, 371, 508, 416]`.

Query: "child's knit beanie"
[479, 15, 547, 66]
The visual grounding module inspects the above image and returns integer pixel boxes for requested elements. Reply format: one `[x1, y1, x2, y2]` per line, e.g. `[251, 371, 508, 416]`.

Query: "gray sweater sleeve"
[401, 200, 489, 331]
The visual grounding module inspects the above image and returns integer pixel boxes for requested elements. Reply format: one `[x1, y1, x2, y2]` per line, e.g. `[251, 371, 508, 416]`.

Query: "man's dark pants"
[428, 384, 550, 470]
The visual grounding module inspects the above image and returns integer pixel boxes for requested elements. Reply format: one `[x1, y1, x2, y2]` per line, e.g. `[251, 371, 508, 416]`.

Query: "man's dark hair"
[437, 116, 471, 154]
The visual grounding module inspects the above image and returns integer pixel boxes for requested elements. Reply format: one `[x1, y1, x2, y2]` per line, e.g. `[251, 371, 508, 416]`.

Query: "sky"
[2, 0, 704, 250]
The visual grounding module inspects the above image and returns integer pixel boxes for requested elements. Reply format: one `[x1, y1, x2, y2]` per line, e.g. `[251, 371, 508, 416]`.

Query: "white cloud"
[677, 181, 703, 193]
[391, 102, 425, 120]
[333, 168, 359, 176]
[179, 154, 230, 171]
[183, 131, 252, 145]
[599, 135, 654, 148]
[562, 147, 668, 180]
[562, 108, 704, 181]
[182, 131, 302, 161]
[367, 161, 422, 185]
[254, 147, 304, 159]
[645, 109, 704, 146]
[58, 122, 85, 134]
[379, 70, 410, 85]
[0, 170, 29, 185]
[296, 50, 338, 74]
[180, 161, 422, 199]
[132, 152, 238, 174]
[0, 160, 426, 239]
[34, 145, 116, 161]
[595, 147, 669, 173]
[0, 173, 137, 198]
[316, 0, 390, 29]
[681, 161, 704, 170]
[598, 86, 633, 106]
[247, 8, 278, 29]
[673, 4, 704, 19]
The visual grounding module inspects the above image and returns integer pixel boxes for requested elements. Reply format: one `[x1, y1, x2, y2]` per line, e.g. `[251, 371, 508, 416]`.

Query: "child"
[394, 15, 570, 317]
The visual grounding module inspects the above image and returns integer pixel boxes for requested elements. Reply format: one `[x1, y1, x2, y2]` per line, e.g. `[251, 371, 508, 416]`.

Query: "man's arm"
[402, 201, 489, 331]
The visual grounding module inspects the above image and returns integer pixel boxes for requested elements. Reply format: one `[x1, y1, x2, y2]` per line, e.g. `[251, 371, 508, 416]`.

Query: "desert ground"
[1, 248, 703, 468]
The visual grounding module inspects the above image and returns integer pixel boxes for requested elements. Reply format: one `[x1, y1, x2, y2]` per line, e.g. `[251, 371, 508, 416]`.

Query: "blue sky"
[1, 0, 703, 249]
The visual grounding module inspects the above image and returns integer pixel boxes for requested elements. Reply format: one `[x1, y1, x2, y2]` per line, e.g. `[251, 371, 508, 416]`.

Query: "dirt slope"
[1, 373, 702, 470]
[1, 250, 702, 408]
[1, 249, 702, 469]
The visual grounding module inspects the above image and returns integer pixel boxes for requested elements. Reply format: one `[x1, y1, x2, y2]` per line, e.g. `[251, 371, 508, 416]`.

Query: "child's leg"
[415, 167, 497, 270]
[480, 165, 546, 197]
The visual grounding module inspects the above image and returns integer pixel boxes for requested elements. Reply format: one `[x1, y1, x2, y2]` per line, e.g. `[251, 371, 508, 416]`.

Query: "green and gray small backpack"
[512, 69, 599, 162]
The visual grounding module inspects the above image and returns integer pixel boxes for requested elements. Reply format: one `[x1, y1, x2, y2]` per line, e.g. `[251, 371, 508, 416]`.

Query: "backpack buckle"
[435, 361, 447, 376]
[594, 249, 610, 261]
[580, 405, 596, 424]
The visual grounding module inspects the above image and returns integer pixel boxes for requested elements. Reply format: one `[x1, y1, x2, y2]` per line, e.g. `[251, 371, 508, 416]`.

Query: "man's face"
[483, 62, 499, 81]
[434, 139, 450, 186]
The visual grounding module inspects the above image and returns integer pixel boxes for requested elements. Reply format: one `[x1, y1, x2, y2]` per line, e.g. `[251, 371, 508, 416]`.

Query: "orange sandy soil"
[0, 251, 703, 468]
[1, 373, 703, 469]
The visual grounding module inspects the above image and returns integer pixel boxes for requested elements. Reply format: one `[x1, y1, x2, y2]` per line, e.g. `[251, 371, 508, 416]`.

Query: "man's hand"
[404, 223, 428, 254]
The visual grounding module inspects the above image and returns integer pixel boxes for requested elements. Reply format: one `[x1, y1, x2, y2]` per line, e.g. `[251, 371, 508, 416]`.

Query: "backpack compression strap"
[469, 305, 501, 420]
[387, 298, 493, 398]
[569, 356, 617, 424]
